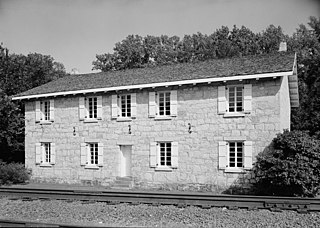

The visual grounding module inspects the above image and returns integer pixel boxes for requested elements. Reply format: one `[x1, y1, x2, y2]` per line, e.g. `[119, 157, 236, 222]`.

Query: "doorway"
[120, 145, 132, 177]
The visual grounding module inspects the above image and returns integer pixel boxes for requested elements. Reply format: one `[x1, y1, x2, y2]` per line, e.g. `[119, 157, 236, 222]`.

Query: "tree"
[289, 17, 320, 138]
[0, 44, 67, 162]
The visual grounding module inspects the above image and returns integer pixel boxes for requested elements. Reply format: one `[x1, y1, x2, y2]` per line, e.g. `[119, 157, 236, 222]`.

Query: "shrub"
[0, 162, 30, 185]
[253, 130, 320, 197]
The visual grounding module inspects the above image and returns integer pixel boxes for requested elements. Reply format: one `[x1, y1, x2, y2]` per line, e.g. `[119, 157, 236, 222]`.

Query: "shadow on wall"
[222, 143, 274, 196]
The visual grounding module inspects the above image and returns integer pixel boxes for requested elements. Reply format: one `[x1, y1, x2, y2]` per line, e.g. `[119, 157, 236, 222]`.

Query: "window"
[218, 140, 253, 172]
[159, 142, 172, 167]
[42, 143, 51, 164]
[120, 94, 131, 117]
[35, 100, 54, 123]
[80, 142, 103, 168]
[41, 101, 50, 121]
[35, 142, 55, 166]
[149, 90, 177, 118]
[228, 142, 243, 168]
[149, 141, 178, 170]
[158, 92, 171, 116]
[227, 86, 243, 112]
[79, 96, 102, 121]
[217, 84, 252, 116]
[87, 97, 97, 119]
[111, 93, 136, 120]
[88, 143, 98, 165]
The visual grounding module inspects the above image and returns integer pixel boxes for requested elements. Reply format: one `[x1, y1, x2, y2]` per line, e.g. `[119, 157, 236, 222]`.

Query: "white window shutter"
[243, 84, 252, 113]
[171, 142, 178, 168]
[49, 99, 54, 122]
[35, 143, 41, 164]
[97, 96, 103, 120]
[50, 143, 56, 165]
[80, 143, 87, 166]
[149, 92, 156, 117]
[111, 95, 118, 119]
[218, 86, 227, 114]
[131, 93, 137, 118]
[218, 141, 228, 169]
[149, 142, 157, 168]
[170, 90, 178, 117]
[98, 143, 104, 166]
[35, 101, 41, 122]
[79, 97, 85, 120]
[243, 141, 253, 169]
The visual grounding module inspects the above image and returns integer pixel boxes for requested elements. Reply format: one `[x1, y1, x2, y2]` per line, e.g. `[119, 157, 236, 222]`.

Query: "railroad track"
[0, 187, 320, 213]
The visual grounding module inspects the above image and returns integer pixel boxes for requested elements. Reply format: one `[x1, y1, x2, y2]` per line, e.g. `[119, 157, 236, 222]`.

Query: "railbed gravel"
[0, 197, 319, 227]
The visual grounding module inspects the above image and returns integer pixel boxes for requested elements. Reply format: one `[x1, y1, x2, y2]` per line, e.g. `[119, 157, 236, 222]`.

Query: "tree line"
[0, 16, 319, 162]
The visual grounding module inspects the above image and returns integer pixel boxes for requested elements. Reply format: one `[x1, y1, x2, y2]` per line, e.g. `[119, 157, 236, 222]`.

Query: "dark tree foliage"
[0, 43, 67, 162]
[253, 130, 320, 197]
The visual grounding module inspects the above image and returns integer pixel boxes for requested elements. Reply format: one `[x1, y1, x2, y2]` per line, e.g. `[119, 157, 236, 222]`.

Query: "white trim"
[12, 71, 293, 100]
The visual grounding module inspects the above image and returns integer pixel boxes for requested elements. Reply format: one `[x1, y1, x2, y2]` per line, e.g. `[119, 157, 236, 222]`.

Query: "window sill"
[154, 116, 172, 121]
[223, 112, 245, 118]
[83, 119, 99, 123]
[39, 163, 52, 167]
[84, 165, 100, 169]
[116, 117, 132, 122]
[224, 168, 246, 173]
[39, 121, 53, 125]
[155, 166, 173, 172]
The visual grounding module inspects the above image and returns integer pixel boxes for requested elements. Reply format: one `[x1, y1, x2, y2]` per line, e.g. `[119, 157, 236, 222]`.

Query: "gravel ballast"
[0, 197, 319, 227]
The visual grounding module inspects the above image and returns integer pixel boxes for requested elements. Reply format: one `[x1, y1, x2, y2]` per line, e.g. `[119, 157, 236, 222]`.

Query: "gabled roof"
[13, 52, 296, 100]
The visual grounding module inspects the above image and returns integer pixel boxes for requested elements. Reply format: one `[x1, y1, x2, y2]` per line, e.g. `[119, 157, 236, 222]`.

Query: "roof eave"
[288, 53, 299, 108]
[12, 71, 294, 101]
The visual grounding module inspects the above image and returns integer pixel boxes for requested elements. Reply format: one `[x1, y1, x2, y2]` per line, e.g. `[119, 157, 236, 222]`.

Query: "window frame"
[87, 143, 99, 165]
[41, 100, 51, 121]
[119, 94, 132, 118]
[227, 141, 244, 169]
[156, 91, 171, 117]
[157, 141, 172, 168]
[85, 96, 98, 120]
[226, 85, 244, 113]
[41, 142, 51, 164]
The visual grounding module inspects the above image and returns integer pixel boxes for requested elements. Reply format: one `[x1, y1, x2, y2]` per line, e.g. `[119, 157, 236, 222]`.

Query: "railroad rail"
[0, 187, 320, 213]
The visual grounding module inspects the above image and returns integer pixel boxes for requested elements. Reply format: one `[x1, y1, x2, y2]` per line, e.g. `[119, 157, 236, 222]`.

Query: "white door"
[120, 145, 132, 177]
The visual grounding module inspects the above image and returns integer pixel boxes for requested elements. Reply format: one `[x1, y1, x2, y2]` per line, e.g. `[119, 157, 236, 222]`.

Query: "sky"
[0, 0, 319, 74]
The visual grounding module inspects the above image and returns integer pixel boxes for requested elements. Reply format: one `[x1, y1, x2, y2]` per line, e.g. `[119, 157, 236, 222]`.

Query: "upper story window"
[35, 100, 54, 123]
[87, 97, 98, 119]
[111, 93, 136, 121]
[120, 94, 131, 117]
[158, 92, 171, 116]
[79, 96, 102, 122]
[227, 86, 243, 112]
[35, 142, 56, 166]
[149, 90, 177, 119]
[218, 84, 252, 117]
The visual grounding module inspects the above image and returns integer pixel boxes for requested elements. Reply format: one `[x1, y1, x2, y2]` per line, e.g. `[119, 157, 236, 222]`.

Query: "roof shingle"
[14, 52, 295, 98]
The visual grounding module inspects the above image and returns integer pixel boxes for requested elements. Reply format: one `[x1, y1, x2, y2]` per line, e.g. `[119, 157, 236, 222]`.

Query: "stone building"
[13, 52, 299, 190]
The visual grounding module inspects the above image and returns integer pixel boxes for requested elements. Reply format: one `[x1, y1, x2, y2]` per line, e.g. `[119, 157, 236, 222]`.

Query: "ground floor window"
[88, 143, 99, 165]
[228, 142, 243, 168]
[42, 143, 51, 163]
[158, 142, 172, 167]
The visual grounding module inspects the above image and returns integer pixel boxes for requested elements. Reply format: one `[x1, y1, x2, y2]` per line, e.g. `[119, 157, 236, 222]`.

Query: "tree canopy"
[93, 16, 320, 139]
[0, 44, 67, 162]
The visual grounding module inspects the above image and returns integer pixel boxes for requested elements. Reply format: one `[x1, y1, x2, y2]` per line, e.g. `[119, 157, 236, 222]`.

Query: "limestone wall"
[25, 77, 286, 189]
